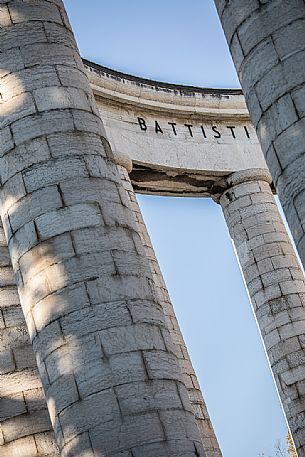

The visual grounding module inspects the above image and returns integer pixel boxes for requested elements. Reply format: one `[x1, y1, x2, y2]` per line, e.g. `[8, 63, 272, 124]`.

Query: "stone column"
[116, 153, 222, 457]
[0, 220, 59, 456]
[0, 1, 205, 456]
[214, 0, 305, 268]
[219, 168, 305, 455]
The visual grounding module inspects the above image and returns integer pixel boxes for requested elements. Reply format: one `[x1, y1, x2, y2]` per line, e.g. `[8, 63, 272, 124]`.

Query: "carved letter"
[212, 126, 221, 138]
[138, 117, 147, 131]
[168, 122, 177, 135]
[201, 126, 207, 138]
[244, 126, 250, 138]
[184, 124, 193, 137]
[227, 126, 236, 138]
[155, 121, 163, 134]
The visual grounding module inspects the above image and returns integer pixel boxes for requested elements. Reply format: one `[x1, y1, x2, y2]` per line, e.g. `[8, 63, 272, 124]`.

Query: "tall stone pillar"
[219, 168, 305, 455]
[0, 1, 204, 456]
[0, 220, 59, 456]
[115, 153, 222, 457]
[214, 0, 305, 268]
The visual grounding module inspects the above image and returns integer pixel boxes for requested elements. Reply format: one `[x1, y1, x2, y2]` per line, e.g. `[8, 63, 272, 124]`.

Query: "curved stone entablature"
[84, 59, 268, 196]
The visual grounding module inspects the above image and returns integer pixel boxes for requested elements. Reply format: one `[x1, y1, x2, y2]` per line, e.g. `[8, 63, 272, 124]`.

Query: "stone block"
[0, 21, 46, 52]
[59, 389, 120, 442]
[35, 431, 58, 455]
[279, 321, 305, 340]
[44, 344, 72, 385]
[100, 323, 165, 356]
[72, 110, 106, 137]
[1, 410, 52, 442]
[33, 86, 91, 113]
[21, 41, 77, 68]
[46, 374, 79, 414]
[115, 379, 182, 415]
[31, 283, 89, 332]
[0, 266, 15, 287]
[9, 0, 63, 24]
[128, 300, 166, 327]
[132, 440, 196, 457]
[0, 436, 38, 457]
[24, 388, 47, 412]
[112, 250, 149, 276]
[238, 0, 304, 56]
[18, 233, 75, 284]
[47, 131, 105, 159]
[221, 0, 259, 45]
[87, 273, 154, 304]
[230, 32, 244, 73]
[61, 250, 115, 284]
[2, 66, 60, 101]
[0, 127, 14, 157]
[71, 226, 134, 256]
[89, 412, 164, 455]
[61, 431, 94, 457]
[240, 37, 279, 92]
[160, 409, 200, 442]
[0, 92, 36, 130]
[11, 110, 74, 146]
[0, 5, 11, 27]
[0, 287, 20, 308]
[56, 65, 90, 91]
[23, 157, 89, 193]
[143, 350, 183, 381]
[8, 185, 62, 233]
[13, 344, 37, 370]
[0, 391, 26, 421]
[32, 320, 64, 362]
[35, 203, 102, 240]
[0, 137, 51, 184]
[273, 18, 305, 60]
[9, 221, 38, 265]
[60, 177, 121, 207]
[2, 306, 24, 327]
[0, 349, 15, 374]
[0, 325, 30, 351]
[0, 48, 24, 78]
[255, 63, 287, 112]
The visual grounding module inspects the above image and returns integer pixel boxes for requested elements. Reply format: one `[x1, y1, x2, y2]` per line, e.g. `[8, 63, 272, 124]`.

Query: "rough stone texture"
[118, 163, 222, 457]
[0, 222, 59, 455]
[220, 169, 305, 455]
[214, 0, 305, 270]
[0, 1, 205, 455]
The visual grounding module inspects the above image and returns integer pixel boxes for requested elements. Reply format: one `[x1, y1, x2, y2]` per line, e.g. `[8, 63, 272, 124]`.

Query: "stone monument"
[0, 0, 305, 456]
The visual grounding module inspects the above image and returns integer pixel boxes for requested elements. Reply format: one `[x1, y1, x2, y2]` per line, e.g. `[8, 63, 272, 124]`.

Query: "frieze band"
[138, 117, 252, 139]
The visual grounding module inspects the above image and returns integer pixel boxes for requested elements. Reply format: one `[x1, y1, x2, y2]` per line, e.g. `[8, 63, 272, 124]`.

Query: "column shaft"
[214, 0, 305, 268]
[220, 170, 305, 455]
[0, 1, 204, 455]
[0, 222, 59, 456]
[118, 164, 222, 457]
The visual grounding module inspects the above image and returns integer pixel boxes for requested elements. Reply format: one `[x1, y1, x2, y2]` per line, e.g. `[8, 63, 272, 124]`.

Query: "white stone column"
[0, 221, 59, 456]
[214, 0, 305, 269]
[0, 1, 204, 455]
[116, 153, 222, 457]
[219, 168, 305, 455]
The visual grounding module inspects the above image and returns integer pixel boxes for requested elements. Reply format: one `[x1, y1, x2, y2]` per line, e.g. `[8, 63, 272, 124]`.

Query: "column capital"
[112, 150, 133, 173]
[227, 168, 272, 188]
[212, 168, 272, 204]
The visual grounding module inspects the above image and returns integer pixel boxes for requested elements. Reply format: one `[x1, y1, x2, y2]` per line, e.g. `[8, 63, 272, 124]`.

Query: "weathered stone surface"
[0, 1, 204, 455]
[214, 0, 305, 293]
[118, 164, 222, 456]
[220, 169, 305, 453]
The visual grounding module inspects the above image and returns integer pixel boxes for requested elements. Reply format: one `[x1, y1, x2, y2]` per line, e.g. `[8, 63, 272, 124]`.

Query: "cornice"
[84, 59, 250, 121]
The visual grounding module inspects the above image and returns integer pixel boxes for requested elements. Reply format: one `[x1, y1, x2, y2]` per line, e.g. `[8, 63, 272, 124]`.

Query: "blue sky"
[64, 1, 289, 455]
